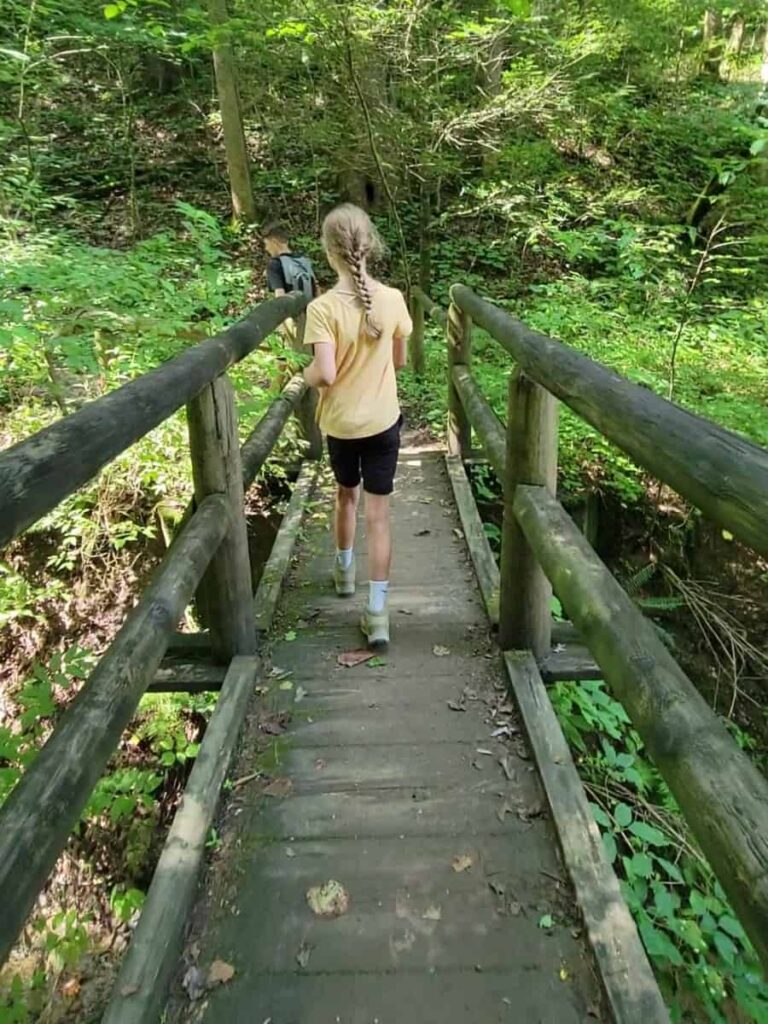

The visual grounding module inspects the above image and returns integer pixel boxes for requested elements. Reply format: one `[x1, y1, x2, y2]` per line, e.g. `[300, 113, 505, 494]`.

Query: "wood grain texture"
[499, 367, 558, 656]
[187, 375, 255, 660]
[504, 651, 670, 1024]
[514, 483, 768, 969]
[103, 656, 260, 1024]
[446, 303, 472, 459]
[0, 495, 230, 966]
[451, 365, 505, 477]
[451, 284, 768, 558]
[0, 293, 308, 551]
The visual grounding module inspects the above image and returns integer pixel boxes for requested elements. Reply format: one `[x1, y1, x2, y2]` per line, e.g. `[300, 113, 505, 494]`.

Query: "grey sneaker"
[360, 606, 390, 648]
[334, 557, 356, 597]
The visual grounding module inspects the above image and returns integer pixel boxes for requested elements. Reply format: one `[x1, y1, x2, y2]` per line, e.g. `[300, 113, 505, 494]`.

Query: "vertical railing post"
[446, 297, 472, 460]
[410, 290, 426, 376]
[498, 366, 558, 657]
[187, 374, 256, 661]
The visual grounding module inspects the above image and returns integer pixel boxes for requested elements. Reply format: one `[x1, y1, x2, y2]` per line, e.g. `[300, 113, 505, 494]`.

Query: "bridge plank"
[163, 450, 608, 1024]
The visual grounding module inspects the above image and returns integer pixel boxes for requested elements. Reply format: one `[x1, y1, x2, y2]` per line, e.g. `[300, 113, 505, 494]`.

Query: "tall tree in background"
[208, 0, 254, 222]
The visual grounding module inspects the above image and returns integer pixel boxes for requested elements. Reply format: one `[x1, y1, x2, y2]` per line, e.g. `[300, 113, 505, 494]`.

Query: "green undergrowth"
[551, 673, 768, 1022]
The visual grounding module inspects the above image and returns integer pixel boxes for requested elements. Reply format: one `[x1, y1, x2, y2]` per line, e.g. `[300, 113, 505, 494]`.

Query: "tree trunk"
[208, 0, 254, 222]
[728, 16, 745, 55]
[703, 9, 723, 77]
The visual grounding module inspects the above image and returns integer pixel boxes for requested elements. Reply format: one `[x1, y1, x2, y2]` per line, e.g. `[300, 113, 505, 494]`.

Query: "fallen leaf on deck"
[207, 959, 235, 987]
[278, 680, 294, 691]
[181, 965, 206, 1001]
[367, 656, 387, 668]
[488, 879, 506, 897]
[306, 880, 350, 918]
[337, 649, 376, 668]
[119, 982, 140, 998]
[476, 748, 493, 757]
[433, 645, 451, 657]
[260, 720, 284, 736]
[285, 847, 296, 858]
[492, 724, 516, 738]
[415, 528, 431, 537]
[284, 630, 297, 642]
[296, 941, 314, 968]
[508, 901, 522, 917]
[498, 755, 516, 781]
[559, 965, 570, 982]
[263, 777, 293, 798]
[398, 609, 413, 616]
[452, 853, 474, 873]
[314, 758, 326, 770]
[422, 904, 442, 921]
[447, 699, 466, 712]
[270, 666, 292, 679]
[538, 914, 554, 930]
[496, 801, 514, 823]
[453, 528, 464, 539]
[295, 685, 307, 702]
[518, 802, 543, 823]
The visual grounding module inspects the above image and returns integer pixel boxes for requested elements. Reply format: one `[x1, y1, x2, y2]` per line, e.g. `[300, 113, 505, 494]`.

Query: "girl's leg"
[364, 492, 391, 613]
[335, 484, 360, 554]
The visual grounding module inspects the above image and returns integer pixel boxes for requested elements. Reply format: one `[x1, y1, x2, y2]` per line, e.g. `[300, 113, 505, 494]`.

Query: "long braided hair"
[322, 204, 385, 338]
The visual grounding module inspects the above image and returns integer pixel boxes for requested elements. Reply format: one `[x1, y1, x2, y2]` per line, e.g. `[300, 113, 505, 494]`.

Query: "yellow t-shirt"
[303, 284, 412, 439]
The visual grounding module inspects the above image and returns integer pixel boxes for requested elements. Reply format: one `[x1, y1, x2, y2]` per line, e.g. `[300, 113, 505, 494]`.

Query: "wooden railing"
[0, 291, 316, 970]
[412, 283, 768, 973]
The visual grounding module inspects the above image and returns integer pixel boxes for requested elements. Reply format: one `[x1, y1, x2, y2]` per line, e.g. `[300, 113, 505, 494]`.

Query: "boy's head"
[262, 221, 290, 257]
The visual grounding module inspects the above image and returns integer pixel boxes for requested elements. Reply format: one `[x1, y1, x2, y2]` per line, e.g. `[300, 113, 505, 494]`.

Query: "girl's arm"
[304, 342, 337, 388]
[393, 330, 408, 371]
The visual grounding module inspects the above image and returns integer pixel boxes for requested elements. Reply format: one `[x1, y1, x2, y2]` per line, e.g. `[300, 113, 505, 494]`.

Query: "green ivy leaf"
[614, 802, 632, 828]
[629, 852, 653, 879]
[629, 821, 669, 847]
[717, 914, 745, 941]
[713, 930, 737, 965]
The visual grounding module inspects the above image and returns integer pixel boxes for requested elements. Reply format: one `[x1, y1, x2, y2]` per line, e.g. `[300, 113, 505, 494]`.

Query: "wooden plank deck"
[166, 446, 605, 1023]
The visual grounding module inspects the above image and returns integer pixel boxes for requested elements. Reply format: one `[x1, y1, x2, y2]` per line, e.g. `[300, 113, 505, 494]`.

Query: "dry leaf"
[496, 800, 514, 823]
[337, 649, 376, 668]
[263, 777, 293, 798]
[398, 609, 413, 616]
[508, 900, 522, 917]
[433, 645, 451, 657]
[307, 880, 350, 918]
[498, 755, 516, 781]
[296, 941, 314, 968]
[518, 802, 543, 823]
[488, 879, 506, 897]
[207, 959, 235, 987]
[61, 978, 81, 999]
[447, 699, 466, 712]
[260, 720, 283, 736]
[422, 904, 442, 921]
[415, 528, 431, 537]
[231, 771, 261, 789]
[452, 853, 474, 873]
[314, 758, 327, 770]
[119, 983, 139, 998]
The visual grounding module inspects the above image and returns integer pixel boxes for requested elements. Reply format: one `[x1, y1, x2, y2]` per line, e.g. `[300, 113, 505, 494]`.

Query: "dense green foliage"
[1, 0, 767, 1019]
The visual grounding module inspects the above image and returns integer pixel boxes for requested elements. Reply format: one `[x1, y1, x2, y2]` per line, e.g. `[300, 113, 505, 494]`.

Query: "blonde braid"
[347, 245, 382, 338]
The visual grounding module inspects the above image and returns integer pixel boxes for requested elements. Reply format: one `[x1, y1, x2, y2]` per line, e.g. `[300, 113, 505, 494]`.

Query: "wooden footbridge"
[1, 283, 768, 1023]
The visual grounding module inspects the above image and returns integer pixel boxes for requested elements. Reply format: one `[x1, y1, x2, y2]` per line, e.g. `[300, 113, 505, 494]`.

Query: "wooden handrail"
[451, 284, 768, 559]
[0, 291, 308, 550]
[0, 494, 230, 965]
[514, 484, 768, 970]
[412, 286, 447, 325]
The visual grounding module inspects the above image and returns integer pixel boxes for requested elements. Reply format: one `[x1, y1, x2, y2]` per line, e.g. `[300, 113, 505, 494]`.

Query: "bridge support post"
[498, 367, 558, 657]
[187, 373, 257, 660]
[446, 299, 472, 459]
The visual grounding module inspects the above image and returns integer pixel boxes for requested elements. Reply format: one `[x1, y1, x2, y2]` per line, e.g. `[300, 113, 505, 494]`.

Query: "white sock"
[368, 580, 389, 614]
[336, 548, 354, 570]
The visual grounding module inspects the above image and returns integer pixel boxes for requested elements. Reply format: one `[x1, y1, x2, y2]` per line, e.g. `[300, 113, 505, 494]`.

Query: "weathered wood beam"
[412, 286, 447, 326]
[539, 646, 601, 683]
[499, 367, 558, 657]
[254, 462, 318, 633]
[0, 495, 230, 967]
[514, 483, 768, 969]
[444, 455, 500, 626]
[102, 655, 260, 1024]
[148, 662, 226, 693]
[0, 293, 308, 551]
[451, 365, 505, 477]
[187, 374, 255, 660]
[241, 375, 307, 490]
[504, 652, 669, 1024]
[446, 303, 472, 460]
[451, 285, 768, 559]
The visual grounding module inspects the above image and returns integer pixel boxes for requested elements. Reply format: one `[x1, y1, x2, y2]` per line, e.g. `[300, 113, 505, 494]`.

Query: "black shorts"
[327, 417, 402, 496]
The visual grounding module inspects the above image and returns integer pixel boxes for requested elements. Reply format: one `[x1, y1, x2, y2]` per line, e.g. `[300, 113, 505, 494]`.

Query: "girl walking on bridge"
[302, 203, 412, 647]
